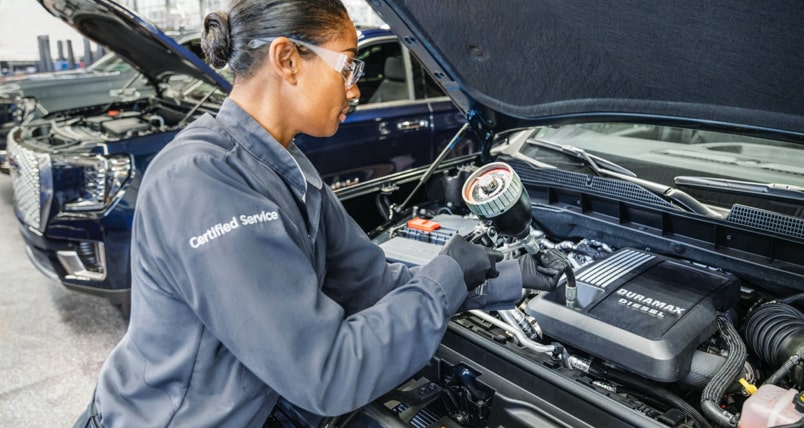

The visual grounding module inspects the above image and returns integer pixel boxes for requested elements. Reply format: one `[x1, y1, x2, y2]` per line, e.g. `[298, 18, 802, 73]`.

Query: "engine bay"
[17, 99, 197, 150]
[12, 85, 804, 427]
[328, 158, 804, 428]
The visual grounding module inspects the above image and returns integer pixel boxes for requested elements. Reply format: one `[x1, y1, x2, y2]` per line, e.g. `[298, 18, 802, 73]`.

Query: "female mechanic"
[74, 0, 563, 426]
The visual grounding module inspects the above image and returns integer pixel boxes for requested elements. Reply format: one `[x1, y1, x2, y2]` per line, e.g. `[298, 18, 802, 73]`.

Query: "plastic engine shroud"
[526, 248, 740, 382]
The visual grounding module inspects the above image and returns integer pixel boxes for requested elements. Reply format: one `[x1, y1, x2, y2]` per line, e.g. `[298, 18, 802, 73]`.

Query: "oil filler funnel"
[462, 162, 532, 240]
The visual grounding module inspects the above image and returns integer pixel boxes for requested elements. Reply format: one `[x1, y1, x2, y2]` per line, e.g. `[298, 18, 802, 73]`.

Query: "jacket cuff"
[418, 255, 470, 314]
[458, 259, 522, 312]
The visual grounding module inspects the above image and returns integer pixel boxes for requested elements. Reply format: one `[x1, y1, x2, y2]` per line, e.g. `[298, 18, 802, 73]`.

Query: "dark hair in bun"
[201, 0, 350, 79]
[202, 11, 231, 69]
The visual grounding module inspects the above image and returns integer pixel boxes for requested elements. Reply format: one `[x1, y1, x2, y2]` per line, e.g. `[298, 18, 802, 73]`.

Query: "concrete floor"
[0, 172, 128, 426]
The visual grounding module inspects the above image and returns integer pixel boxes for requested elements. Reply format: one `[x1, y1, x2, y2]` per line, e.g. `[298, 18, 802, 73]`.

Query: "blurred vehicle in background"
[0, 93, 36, 172]
[0, 31, 199, 173]
[0, 48, 146, 114]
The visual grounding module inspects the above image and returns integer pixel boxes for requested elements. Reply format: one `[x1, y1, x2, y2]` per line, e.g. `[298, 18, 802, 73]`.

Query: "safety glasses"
[247, 37, 365, 89]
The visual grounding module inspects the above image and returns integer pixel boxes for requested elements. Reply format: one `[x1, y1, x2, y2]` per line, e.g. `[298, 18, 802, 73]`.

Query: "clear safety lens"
[248, 37, 364, 88]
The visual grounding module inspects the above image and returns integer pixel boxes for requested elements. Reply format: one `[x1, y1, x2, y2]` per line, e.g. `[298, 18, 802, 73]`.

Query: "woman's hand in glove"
[519, 248, 571, 291]
[439, 234, 503, 291]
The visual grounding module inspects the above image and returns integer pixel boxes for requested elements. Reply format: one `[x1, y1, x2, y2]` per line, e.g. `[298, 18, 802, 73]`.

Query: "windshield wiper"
[528, 138, 638, 177]
[527, 138, 723, 219]
[675, 176, 804, 204]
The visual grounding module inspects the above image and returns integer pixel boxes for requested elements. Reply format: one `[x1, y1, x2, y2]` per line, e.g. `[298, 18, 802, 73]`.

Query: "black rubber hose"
[780, 294, 804, 305]
[682, 351, 729, 390]
[771, 417, 804, 428]
[766, 355, 802, 386]
[701, 316, 746, 427]
[744, 302, 804, 369]
[599, 368, 711, 428]
[375, 194, 390, 221]
[563, 265, 578, 308]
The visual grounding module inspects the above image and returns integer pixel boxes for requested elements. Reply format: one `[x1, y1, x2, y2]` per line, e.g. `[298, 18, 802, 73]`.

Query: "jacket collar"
[215, 98, 323, 198]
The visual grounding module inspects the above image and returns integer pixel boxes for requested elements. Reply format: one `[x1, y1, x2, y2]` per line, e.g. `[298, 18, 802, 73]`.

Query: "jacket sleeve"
[458, 259, 523, 311]
[317, 186, 422, 315]
[139, 150, 468, 416]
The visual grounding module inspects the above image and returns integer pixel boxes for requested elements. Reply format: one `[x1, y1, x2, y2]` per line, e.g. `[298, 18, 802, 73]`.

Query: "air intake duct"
[744, 299, 804, 371]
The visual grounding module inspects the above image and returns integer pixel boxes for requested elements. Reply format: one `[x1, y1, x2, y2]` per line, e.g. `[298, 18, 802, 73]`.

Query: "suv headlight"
[54, 153, 132, 212]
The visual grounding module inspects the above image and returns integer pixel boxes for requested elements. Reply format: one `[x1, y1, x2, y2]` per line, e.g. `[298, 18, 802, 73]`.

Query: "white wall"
[119, 0, 384, 32]
[0, 0, 385, 65]
[343, 0, 386, 27]
[0, 0, 89, 62]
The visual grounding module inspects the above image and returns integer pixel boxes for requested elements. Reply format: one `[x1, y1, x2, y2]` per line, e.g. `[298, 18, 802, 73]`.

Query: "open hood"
[37, 0, 229, 91]
[369, 1, 804, 141]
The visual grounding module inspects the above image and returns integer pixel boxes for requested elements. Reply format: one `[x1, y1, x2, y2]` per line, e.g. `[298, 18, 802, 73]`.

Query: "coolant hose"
[765, 354, 802, 386]
[701, 316, 746, 427]
[682, 351, 729, 390]
[682, 351, 755, 392]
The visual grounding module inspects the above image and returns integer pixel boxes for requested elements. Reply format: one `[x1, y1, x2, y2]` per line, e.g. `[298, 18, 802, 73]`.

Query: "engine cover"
[526, 248, 739, 382]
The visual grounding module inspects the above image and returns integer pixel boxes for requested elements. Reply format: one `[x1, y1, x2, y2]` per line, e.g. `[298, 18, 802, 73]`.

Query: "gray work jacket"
[92, 98, 521, 427]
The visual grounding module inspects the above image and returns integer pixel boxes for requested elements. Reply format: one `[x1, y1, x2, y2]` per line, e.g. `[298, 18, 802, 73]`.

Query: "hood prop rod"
[178, 87, 218, 128]
[394, 121, 471, 216]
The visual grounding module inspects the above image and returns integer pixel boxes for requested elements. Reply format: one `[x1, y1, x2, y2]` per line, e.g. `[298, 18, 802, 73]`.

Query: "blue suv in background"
[8, 0, 475, 311]
[0, 31, 201, 173]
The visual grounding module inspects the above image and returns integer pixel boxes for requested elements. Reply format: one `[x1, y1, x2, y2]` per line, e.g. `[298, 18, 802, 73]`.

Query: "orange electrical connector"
[407, 217, 441, 232]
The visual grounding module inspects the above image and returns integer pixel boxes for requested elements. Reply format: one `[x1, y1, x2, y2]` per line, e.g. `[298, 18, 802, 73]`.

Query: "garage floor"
[0, 173, 128, 426]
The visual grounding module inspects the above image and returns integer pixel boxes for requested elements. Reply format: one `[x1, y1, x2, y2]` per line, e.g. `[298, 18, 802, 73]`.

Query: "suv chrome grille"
[8, 138, 52, 231]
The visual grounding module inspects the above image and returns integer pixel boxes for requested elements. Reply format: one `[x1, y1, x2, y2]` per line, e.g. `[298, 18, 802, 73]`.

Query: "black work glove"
[519, 248, 571, 291]
[439, 234, 503, 291]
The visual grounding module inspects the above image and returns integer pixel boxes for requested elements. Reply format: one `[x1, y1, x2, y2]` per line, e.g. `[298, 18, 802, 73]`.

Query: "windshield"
[522, 123, 804, 218]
